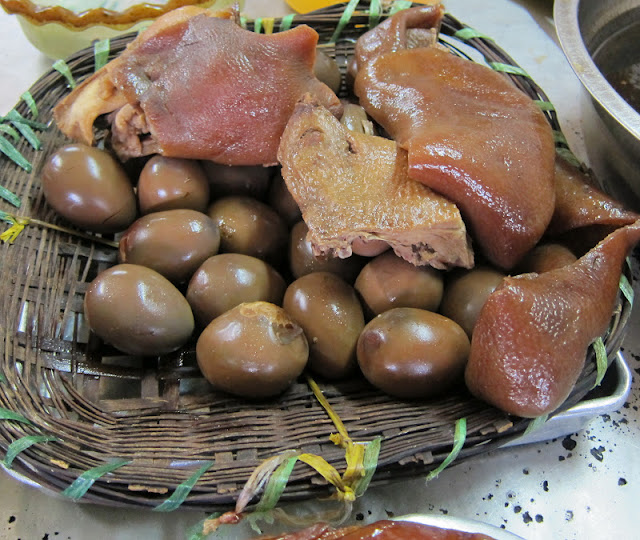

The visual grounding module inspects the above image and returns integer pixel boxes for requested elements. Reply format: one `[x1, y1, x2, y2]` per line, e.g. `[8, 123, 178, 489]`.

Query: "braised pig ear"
[277, 96, 473, 270]
[54, 7, 342, 165]
[354, 3, 445, 69]
[354, 8, 556, 270]
[465, 219, 640, 418]
[546, 156, 639, 252]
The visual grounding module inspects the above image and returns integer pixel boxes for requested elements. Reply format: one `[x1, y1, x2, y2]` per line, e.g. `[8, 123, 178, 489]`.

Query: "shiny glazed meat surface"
[54, 7, 342, 165]
[353, 7, 556, 269]
[466, 219, 640, 417]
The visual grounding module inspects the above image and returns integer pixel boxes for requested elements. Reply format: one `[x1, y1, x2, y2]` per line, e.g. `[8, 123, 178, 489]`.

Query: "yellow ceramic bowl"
[0, 0, 244, 59]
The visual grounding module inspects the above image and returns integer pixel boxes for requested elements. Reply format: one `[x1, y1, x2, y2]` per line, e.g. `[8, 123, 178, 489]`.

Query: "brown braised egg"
[137, 155, 210, 214]
[284, 272, 365, 379]
[41, 143, 137, 233]
[439, 266, 506, 338]
[186, 253, 286, 328]
[118, 209, 221, 283]
[289, 221, 364, 283]
[84, 264, 194, 356]
[196, 301, 308, 399]
[355, 250, 444, 318]
[357, 307, 470, 399]
[208, 196, 288, 263]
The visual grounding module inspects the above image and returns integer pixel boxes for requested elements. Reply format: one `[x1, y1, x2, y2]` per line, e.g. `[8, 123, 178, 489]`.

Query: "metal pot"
[554, 0, 640, 210]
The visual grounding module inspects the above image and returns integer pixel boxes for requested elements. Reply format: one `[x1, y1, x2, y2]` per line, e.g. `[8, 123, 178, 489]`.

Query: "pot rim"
[554, 0, 640, 141]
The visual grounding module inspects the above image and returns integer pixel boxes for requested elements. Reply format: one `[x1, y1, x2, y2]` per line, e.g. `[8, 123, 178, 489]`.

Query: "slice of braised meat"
[465, 218, 640, 418]
[278, 97, 473, 270]
[353, 6, 556, 270]
[53, 6, 342, 165]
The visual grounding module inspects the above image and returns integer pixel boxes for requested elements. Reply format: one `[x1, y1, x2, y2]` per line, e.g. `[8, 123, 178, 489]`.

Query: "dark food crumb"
[513, 505, 522, 514]
[619, 478, 628, 486]
[542, 480, 549, 492]
[8, 516, 16, 524]
[355, 513, 364, 521]
[590, 446, 606, 462]
[522, 468, 529, 475]
[43, 535, 49, 540]
[562, 436, 577, 451]
[385, 510, 395, 518]
[535, 514, 544, 523]
[439, 508, 449, 515]
[522, 511, 533, 524]
[565, 510, 574, 521]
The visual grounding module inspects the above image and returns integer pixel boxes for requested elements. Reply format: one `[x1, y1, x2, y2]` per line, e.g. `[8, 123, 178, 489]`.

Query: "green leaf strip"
[523, 413, 549, 436]
[489, 62, 529, 77]
[254, 17, 263, 33]
[389, 0, 413, 14]
[6, 110, 41, 150]
[61, 459, 131, 500]
[153, 461, 214, 512]
[619, 272, 634, 305]
[254, 455, 299, 512]
[533, 99, 556, 112]
[592, 337, 608, 389]
[0, 408, 32, 425]
[0, 115, 47, 130]
[555, 147, 582, 168]
[0, 185, 21, 208]
[94, 38, 111, 72]
[279, 13, 295, 32]
[0, 124, 20, 141]
[368, 0, 381, 28]
[0, 135, 32, 172]
[425, 418, 466, 482]
[454, 27, 492, 41]
[53, 59, 77, 89]
[329, 0, 361, 44]
[0, 372, 6, 383]
[553, 130, 569, 146]
[20, 91, 38, 119]
[353, 437, 381, 497]
[3, 435, 58, 469]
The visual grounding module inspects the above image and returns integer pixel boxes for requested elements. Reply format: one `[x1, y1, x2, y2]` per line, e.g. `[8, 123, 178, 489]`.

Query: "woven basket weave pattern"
[0, 3, 631, 511]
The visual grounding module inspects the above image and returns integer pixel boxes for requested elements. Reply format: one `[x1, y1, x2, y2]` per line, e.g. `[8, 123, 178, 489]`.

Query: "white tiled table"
[1, 1, 639, 539]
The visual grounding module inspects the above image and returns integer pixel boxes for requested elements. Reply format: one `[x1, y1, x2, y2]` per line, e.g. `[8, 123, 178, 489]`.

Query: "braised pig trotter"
[54, 7, 342, 165]
[354, 6, 556, 269]
[465, 219, 640, 417]
[278, 97, 473, 270]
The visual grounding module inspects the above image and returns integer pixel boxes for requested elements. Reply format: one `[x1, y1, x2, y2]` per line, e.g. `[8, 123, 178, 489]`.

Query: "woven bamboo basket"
[0, 1, 632, 513]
